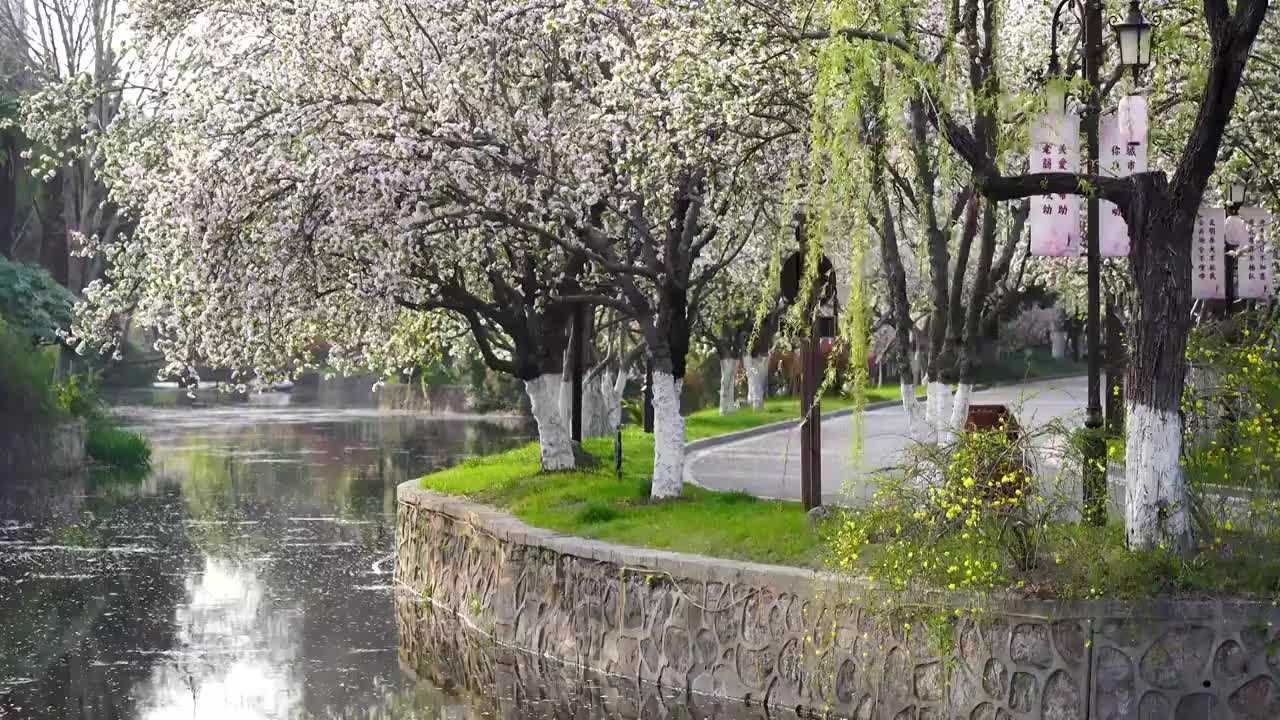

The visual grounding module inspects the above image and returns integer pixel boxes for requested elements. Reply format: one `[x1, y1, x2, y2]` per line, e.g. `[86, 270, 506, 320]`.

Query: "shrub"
[828, 418, 1069, 599]
[0, 319, 59, 418]
[0, 257, 76, 345]
[56, 372, 104, 421]
[86, 423, 152, 472]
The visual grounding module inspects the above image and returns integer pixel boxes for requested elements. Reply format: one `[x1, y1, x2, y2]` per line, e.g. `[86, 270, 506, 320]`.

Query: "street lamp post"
[1047, 0, 1151, 525]
[1225, 182, 1247, 315]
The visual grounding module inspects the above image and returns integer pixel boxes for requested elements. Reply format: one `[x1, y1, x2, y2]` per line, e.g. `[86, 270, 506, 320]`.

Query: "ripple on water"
[1, 402, 542, 719]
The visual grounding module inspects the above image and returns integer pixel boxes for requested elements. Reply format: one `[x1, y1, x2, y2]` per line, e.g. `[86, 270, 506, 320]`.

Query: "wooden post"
[804, 329, 823, 510]
[800, 340, 815, 510]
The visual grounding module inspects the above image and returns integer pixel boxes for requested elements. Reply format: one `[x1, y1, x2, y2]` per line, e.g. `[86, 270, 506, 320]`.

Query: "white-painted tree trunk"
[718, 358, 740, 416]
[650, 370, 686, 499]
[1051, 331, 1068, 359]
[525, 374, 575, 471]
[745, 356, 769, 411]
[580, 372, 612, 438]
[949, 383, 973, 437]
[929, 382, 955, 445]
[603, 367, 628, 431]
[557, 372, 572, 435]
[901, 384, 922, 441]
[1124, 403, 1191, 551]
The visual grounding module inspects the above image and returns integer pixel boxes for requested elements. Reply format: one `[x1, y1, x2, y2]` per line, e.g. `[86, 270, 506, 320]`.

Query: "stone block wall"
[395, 483, 1280, 719]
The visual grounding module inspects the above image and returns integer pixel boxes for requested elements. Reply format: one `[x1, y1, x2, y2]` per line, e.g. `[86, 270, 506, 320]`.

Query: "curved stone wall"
[395, 482, 1280, 719]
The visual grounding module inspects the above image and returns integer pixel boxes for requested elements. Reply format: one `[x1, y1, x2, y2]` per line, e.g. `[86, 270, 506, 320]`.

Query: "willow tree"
[774, 0, 1021, 447]
[805, 0, 1270, 552]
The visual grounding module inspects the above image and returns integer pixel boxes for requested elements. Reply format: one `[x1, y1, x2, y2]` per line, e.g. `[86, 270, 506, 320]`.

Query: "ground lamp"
[1043, 0, 1154, 524]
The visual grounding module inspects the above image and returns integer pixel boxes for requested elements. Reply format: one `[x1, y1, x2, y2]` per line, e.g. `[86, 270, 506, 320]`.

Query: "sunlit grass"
[420, 395, 870, 567]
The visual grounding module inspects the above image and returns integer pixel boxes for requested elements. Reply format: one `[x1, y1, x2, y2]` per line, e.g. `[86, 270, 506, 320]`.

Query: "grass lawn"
[684, 387, 910, 440]
[418, 371, 1072, 570]
[420, 394, 886, 568]
[970, 347, 1086, 386]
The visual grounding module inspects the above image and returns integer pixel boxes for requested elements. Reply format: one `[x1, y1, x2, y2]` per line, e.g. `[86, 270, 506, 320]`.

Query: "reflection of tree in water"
[2, 410, 536, 719]
[132, 413, 532, 718]
[0, 478, 192, 719]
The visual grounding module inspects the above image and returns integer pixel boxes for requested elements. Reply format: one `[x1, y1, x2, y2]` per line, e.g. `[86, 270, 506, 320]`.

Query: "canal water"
[0, 392, 787, 719]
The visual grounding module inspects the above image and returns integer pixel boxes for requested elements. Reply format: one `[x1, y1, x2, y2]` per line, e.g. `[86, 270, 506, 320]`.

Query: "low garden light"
[1113, 0, 1153, 83]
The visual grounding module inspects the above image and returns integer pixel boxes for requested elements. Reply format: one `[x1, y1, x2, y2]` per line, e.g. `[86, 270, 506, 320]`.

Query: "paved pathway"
[685, 376, 1091, 505]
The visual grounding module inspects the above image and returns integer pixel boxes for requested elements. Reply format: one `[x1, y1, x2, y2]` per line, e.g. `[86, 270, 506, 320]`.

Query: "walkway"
[685, 376, 1091, 505]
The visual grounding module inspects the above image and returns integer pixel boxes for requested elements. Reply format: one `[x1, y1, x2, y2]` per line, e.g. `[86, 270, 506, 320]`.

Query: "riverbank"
[420, 396, 856, 567]
[396, 483, 1280, 719]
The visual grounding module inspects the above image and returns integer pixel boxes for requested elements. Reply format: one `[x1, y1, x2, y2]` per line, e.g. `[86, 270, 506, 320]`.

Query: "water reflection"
[385, 602, 800, 720]
[2, 395, 784, 720]
[0, 397, 531, 719]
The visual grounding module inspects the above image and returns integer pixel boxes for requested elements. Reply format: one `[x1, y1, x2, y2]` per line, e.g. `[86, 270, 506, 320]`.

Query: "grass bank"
[421, 395, 873, 567]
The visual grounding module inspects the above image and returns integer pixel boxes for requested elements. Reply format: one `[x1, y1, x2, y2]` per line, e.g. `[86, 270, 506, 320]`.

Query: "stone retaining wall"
[396, 482, 1280, 719]
[0, 420, 85, 477]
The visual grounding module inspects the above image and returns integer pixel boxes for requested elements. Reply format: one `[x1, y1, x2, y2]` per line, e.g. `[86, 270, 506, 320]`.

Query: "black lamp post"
[1045, 0, 1153, 525]
[1225, 182, 1247, 315]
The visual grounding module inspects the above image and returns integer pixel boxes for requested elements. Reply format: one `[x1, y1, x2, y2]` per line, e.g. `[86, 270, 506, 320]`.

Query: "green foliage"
[1183, 315, 1280, 496]
[0, 318, 59, 418]
[460, 356, 527, 413]
[85, 423, 152, 473]
[1043, 523, 1280, 600]
[0, 256, 76, 344]
[575, 503, 619, 525]
[55, 372, 103, 421]
[827, 420, 1070, 603]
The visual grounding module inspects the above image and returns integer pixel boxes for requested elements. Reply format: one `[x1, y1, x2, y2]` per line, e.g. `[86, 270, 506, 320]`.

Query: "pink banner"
[1237, 208, 1274, 299]
[1192, 207, 1225, 300]
[1030, 112, 1081, 257]
[1099, 97, 1148, 257]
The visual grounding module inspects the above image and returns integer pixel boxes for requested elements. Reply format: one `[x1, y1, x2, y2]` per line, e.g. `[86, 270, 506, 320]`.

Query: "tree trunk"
[581, 370, 614, 437]
[1124, 175, 1194, 553]
[1051, 331, 1068, 359]
[525, 374, 575, 471]
[929, 382, 955, 445]
[745, 355, 769, 411]
[650, 370, 686, 499]
[718, 357, 739, 415]
[0, 131, 16, 258]
[952, 200, 1000, 437]
[876, 190, 921, 440]
[603, 366, 628, 431]
[37, 174, 68, 286]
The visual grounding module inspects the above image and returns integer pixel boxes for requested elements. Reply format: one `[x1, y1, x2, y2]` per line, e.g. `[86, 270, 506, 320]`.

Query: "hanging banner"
[1192, 207, 1225, 300]
[1030, 112, 1081, 257]
[1099, 96, 1149, 257]
[1237, 208, 1274, 299]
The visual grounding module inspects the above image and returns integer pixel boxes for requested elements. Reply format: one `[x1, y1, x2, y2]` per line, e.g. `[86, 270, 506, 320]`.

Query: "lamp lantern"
[1113, 0, 1153, 82]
